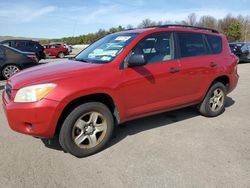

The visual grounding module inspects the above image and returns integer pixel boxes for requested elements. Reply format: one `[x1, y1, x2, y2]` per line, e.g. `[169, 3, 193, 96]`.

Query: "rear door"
[175, 32, 214, 103]
[52, 45, 61, 56]
[48, 45, 57, 56]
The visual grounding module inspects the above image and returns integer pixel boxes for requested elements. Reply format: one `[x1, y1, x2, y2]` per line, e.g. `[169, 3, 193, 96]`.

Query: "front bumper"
[2, 90, 61, 138]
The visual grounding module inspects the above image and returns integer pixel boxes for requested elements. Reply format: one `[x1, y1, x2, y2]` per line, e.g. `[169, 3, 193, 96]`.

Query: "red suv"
[2, 25, 239, 157]
[44, 44, 68, 58]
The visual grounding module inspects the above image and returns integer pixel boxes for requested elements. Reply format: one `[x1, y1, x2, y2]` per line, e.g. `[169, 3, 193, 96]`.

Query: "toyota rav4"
[2, 25, 239, 157]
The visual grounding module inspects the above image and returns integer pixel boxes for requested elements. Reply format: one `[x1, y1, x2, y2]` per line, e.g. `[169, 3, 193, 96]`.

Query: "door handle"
[210, 62, 217, 67]
[169, 68, 180, 73]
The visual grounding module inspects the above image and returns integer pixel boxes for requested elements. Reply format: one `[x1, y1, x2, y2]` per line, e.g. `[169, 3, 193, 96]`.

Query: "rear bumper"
[2, 90, 61, 138]
[228, 72, 239, 94]
[37, 51, 46, 60]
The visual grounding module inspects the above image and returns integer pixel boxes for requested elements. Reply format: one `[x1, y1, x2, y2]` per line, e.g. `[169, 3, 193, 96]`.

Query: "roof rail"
[157, 24, 219, 33]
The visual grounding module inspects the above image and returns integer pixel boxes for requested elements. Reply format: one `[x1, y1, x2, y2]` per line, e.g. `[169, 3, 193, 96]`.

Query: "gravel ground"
[0, 63, 249, 188]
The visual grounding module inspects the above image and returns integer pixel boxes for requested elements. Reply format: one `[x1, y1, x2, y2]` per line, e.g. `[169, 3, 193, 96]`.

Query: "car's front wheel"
[199, 82, 226, 117]
[59, 102, 114, 157]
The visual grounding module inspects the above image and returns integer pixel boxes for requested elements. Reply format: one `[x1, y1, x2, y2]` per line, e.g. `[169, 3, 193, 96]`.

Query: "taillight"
[28, 55, 38, 62]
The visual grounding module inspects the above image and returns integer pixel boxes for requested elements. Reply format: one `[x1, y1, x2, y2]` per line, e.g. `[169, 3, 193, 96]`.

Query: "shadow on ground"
[41, 96, 235, 153]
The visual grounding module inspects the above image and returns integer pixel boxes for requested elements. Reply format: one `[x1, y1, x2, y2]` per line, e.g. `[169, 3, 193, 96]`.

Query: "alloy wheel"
[209, 88, 225, 112]
[72, 111, 108, 149]
[2, 65, 20, 79]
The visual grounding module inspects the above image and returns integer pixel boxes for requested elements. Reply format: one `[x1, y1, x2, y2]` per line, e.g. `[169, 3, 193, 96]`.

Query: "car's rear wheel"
[1, 65, 20, 79]
[199, 82, 226, 117]
[59, 102, 114, 157]
[58, 52, 65, 58]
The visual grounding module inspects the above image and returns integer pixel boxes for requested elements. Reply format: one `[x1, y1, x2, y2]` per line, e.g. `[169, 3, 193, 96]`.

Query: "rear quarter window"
[177, 32, 207, 58]
[206, 35, 222, 54]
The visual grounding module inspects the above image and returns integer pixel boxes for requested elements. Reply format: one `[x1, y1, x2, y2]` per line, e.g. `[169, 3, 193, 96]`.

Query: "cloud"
[100, 0, 145, 6]
[70, 6, 250, 27]
[23, 6, 56, 22]
[0, 3, 56, 23]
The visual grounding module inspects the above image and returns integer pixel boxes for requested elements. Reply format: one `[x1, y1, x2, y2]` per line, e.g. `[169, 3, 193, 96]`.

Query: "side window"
[14, 41, 25, 47]
[206, 35, 222, 54]
[27, 42, 34, 47]
[177, 32, 207, 58]
[132, 32, 174, 64]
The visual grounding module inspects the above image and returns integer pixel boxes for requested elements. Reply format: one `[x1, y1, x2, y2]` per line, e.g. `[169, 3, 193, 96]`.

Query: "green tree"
[226, 22, 242, 42]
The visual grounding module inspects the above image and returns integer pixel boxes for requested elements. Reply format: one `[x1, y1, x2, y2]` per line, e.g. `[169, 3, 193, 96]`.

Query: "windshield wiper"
[74, 58, 92, 63]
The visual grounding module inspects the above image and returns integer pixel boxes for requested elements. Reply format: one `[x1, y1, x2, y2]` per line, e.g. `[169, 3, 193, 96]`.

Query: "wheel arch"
[54, 93, 120, 136]
[211, 75, 230, 92]
[200, 75, 230, 103]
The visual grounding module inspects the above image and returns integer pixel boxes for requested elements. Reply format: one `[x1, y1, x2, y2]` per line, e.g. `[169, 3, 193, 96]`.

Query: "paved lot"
[0, 64, 249, 188]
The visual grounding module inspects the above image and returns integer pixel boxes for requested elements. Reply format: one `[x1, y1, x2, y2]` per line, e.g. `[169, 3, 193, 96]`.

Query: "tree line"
[40, 14, 250, 45]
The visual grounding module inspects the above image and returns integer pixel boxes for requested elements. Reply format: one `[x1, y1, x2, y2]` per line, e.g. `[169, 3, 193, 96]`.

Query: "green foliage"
[226, 22, 242, 42]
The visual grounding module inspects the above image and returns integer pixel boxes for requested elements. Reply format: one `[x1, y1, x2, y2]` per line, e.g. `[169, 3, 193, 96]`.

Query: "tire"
[1, 65, 20, 80]
[199, 82, 226, 117]
[58, 52, 65, 58]
[59, 102, 114, 158]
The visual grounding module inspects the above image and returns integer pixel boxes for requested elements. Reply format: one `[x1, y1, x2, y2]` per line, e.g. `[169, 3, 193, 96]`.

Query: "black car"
[0, 40, 45, 60]
[0, 44, 39, 79]
[229, 42, 250, 63]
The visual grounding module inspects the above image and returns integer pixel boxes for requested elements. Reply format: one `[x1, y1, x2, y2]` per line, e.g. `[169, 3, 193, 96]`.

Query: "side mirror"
[127, 54, 146, 67]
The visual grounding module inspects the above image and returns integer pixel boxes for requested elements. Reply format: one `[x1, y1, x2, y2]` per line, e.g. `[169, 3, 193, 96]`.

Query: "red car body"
[2, 27, 238, 139]
[44, 44, 69, 58]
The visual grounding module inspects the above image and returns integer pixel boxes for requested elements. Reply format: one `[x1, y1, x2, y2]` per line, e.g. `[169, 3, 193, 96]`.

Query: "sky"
[0, 0, 250, 38]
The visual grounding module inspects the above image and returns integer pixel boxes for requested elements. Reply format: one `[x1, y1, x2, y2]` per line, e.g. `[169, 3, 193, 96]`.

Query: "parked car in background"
[230, 42, 250, 63]
[0, 40, 45, 60]
[0, 44, 38, 79]
[44, 44, 69, 58]
[49, 42, 72, 54]
[2, 25, 239, 157]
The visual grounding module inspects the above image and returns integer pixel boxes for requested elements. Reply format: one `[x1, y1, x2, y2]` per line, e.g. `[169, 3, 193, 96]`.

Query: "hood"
[8, 60, 102, 89]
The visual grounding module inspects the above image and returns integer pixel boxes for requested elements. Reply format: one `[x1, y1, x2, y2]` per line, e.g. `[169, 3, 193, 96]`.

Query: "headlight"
[14, 83, 56, 103]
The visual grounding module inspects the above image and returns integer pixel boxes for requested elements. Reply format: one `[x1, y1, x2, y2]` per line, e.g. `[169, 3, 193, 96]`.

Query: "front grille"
[5, 84, 12, 99]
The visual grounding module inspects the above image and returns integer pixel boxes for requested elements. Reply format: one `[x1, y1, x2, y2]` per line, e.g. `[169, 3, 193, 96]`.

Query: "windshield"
[75, 33, 138, 64]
